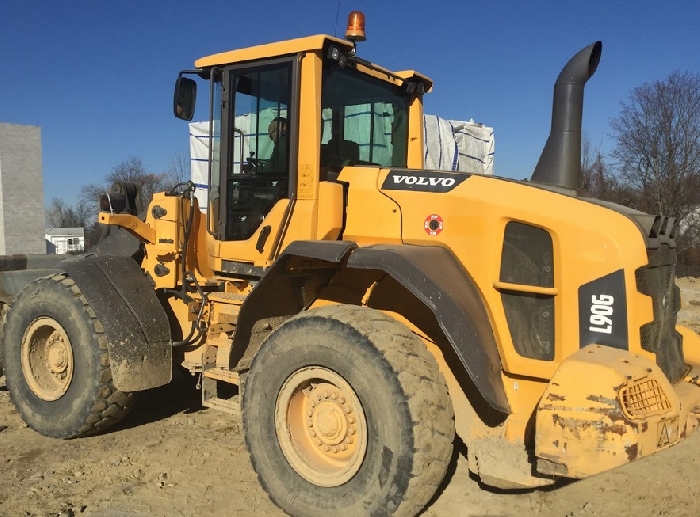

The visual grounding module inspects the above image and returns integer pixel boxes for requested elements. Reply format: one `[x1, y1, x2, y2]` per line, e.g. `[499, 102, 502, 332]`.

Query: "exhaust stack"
[531, 41, 602, 189]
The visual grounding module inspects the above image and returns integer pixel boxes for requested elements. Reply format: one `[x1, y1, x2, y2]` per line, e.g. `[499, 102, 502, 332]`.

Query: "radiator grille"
[619, 378, 672, 419]
[635, 245, 685, 383]
[499, 222, 554, 361]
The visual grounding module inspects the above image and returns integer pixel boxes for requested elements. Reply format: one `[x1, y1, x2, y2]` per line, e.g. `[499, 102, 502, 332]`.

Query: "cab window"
[224, 62, 292, 241]
[321, 63, 409, 169]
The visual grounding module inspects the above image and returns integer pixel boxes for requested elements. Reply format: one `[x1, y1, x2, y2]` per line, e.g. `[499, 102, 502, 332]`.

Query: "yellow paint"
[534, 345, 700, 478]
[382, 172, 654, 379]
[407, 95, 425, 168]
[195, 35, 351, 68]
[99, 212, 155, 244]
[337, 167, 402, 244]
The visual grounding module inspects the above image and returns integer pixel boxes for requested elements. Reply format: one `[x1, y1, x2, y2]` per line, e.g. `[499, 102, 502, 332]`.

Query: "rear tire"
[242, 305, 455, 517]
[2, 273, 135, 438]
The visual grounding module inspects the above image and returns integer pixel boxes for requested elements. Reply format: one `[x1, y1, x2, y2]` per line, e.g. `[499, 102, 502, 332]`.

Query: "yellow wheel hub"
[276, 367, 367, 487]
[21, 317, 74, 401]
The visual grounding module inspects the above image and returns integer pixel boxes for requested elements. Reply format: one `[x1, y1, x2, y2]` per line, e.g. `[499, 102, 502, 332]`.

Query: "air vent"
[619, 378, 672, 420]
[499, 222, 555, 361]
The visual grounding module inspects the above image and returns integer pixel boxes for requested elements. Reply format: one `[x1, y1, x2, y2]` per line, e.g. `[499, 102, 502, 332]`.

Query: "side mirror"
[174, 76, 197, 121]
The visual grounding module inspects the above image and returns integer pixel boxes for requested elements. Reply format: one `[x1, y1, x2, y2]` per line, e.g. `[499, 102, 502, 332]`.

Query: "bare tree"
[580, 135, 637, 207]
[610, 71, 700, 220]
[166, 152, 191, 186]
[45, 198, 92, 228]
[79, 156, 170, 214]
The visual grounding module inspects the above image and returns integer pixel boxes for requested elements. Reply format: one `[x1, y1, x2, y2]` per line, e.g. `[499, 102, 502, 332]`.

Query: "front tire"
[2, 273, 135, 438]
[242, 305, 455, 517]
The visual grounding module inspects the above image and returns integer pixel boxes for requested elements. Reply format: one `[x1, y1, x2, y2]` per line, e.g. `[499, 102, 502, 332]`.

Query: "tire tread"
[4, 272, 135, 438]
[272, 305, 455, 517]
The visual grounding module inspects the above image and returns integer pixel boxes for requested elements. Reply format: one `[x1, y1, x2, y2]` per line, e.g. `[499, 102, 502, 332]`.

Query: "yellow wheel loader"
[2, 12, 700, 517]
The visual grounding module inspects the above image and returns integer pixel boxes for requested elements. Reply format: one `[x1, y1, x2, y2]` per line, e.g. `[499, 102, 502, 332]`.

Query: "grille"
[619, 378, 672, 419]
[635, 245, 685, 383]
[500, 222, 555, 361]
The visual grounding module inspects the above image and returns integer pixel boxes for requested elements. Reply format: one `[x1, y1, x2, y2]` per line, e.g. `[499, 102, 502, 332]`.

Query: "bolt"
[344, 406, 352, 414]
[348, 427, 356, 435]
[342, 444, 348, 451]
[307, 409, 313, 417]
[347, 436, 354, 444]
[315, 438, 322, 446]
[323, 445, 331, 452]
[331, 392, 338, 400]
[333, 446, 339, 453]
[339, 397, 345, 404]
[348, 416, 355, 424]
[324, 390, 330, 399]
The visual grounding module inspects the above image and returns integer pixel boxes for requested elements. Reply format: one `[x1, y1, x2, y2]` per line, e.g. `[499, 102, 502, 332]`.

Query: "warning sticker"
[657, 417, 679, 448]
[424, 214, 444, 236]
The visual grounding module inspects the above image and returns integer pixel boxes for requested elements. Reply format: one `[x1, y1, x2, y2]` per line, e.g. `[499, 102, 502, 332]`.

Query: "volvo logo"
[381, 170, 469, 193]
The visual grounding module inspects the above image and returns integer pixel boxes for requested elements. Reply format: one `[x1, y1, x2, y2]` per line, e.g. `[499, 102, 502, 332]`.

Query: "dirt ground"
[2, 279, 700, 517]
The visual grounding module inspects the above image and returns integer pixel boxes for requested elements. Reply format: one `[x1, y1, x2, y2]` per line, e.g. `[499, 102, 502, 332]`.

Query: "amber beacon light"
[345, 11, 366, 42]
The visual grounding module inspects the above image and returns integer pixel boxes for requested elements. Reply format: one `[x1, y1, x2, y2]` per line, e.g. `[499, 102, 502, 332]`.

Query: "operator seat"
[321, 138, 360, 168]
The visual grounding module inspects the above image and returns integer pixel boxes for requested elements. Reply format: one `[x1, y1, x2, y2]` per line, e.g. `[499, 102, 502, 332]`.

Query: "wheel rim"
[275, 366, 368, 487]
[21, 317, 74, 401]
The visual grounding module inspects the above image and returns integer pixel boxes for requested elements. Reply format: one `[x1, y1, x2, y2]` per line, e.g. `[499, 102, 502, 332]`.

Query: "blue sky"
[2, 1, 699, 206]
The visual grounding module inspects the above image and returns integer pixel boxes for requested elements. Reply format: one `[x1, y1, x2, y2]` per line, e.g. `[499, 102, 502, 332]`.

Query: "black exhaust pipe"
[531, 41, 602, 190]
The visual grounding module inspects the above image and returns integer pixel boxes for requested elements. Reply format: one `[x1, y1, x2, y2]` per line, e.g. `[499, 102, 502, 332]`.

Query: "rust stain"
[625, 443, 638, 461]
[547, 393, 566, 402]
[540, 404, 612, 413]
[586, 394, 618, 407]
[585, 395, 626, 423]
[551, 414, 627, 440]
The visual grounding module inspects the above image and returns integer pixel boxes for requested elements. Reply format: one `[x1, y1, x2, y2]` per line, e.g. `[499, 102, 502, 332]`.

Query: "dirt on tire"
[2, 280, 700, 516]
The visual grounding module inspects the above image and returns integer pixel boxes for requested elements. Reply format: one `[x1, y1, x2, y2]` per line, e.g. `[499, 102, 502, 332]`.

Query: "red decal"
[424, 214, 444, 236]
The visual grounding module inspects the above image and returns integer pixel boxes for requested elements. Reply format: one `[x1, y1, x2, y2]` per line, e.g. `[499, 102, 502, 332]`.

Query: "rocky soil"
[1, 278, 700, 516]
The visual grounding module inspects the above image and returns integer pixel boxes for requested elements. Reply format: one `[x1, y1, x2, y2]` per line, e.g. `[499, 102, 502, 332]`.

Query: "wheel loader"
[2, 11, 700, 517]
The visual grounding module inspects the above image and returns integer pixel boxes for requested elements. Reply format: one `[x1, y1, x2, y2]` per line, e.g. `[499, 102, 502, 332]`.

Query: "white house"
[45, 227, 84, 254]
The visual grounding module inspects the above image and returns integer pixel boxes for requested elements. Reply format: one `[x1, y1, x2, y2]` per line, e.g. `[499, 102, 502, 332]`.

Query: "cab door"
[213, 57, 299, 267]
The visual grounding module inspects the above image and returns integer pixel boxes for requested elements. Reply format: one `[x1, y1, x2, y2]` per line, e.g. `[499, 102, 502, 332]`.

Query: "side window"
[225, 63, 292, 241]
[320, 64, 409, 170]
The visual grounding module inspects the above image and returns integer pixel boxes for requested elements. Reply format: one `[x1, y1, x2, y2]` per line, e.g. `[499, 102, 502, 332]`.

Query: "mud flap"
[59, 254, 172, 391]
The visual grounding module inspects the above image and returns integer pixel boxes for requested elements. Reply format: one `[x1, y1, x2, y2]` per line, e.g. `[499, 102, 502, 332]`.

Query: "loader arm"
[99, 212, 156, 244]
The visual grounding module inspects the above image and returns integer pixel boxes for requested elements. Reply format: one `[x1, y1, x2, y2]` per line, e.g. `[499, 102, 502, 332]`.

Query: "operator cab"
[173, 15, 431, 265]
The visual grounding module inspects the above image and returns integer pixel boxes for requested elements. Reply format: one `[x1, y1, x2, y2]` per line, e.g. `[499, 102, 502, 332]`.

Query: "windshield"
[321, 63, 409, 168]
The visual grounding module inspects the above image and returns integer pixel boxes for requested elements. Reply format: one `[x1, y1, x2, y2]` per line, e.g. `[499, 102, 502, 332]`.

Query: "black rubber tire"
[2, 273, 135, 438]
[242, 305, 455, 517]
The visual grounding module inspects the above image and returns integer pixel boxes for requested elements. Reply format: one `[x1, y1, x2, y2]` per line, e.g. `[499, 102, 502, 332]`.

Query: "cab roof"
[194, 34, 352, 68]
[194, 34, 433, 91]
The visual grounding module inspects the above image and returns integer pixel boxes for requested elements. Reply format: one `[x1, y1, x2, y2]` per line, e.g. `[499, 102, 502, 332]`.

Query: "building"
[45, 227, 85, 254]
[0, 122, 46, 254]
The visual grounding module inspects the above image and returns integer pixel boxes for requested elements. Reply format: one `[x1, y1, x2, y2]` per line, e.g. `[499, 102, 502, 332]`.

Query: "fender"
[59, 254, 172, 391]
[347, 244, 509, 413]
[233, 240, 509, 414]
